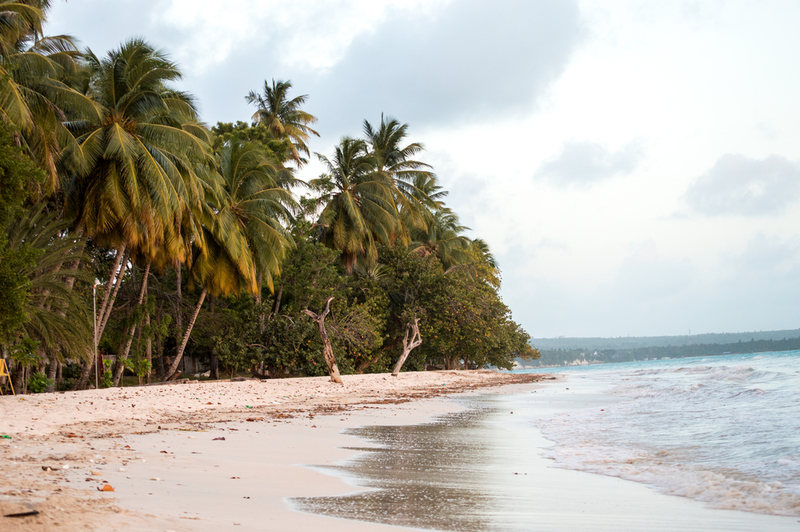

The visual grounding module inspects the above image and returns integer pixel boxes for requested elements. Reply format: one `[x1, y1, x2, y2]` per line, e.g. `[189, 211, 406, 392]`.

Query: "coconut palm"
[213, 138, 297, 293]
[246, 79, 319, 166]
[165, 191, 260, 379]
[5, 205, 92, 385]
[0, 1, 101, 192]
[410, 207, 473, 271]
[363, 115, 437, 234]
[60, 38, 213, 385]
[311, 137, 398, 272]
[64, 39, 211, 250]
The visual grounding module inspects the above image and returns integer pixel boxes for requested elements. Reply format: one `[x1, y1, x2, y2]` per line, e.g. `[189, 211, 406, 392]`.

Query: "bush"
[27, 372, 52, 393]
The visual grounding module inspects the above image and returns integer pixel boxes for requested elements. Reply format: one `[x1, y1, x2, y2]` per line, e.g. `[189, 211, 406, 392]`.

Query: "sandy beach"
[0, 370, 540, 531]
[3, 369, 798, 532]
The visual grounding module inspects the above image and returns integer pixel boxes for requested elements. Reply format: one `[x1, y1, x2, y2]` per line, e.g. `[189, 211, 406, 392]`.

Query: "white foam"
[536, 351, 800, 517]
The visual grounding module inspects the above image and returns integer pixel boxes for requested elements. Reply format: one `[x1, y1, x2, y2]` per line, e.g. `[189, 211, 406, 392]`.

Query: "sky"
[46, 0, 800, 338]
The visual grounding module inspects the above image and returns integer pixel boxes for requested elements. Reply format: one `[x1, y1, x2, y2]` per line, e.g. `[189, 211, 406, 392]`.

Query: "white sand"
[0, 370, 536, 531]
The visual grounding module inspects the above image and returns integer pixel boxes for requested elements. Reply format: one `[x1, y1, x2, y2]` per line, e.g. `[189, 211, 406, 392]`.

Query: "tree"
[246, 79, 319, 166]
[303, 296, 343, 384]
[391, 317, 422, 377]
[0, 0, 100, 192]
[213, 138, 297, 294]
[312, 137, 398, 272]
[62, 38, 213, 385]
[363, 115, 437, 235]
[65, 38, 211, 256]
[165, 164, 262, 379]
[410, 208, 473, 271]
[0, 121, 43, 339]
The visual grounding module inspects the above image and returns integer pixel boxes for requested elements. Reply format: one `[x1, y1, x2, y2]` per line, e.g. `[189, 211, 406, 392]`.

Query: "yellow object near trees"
[0, 359, 14, 395]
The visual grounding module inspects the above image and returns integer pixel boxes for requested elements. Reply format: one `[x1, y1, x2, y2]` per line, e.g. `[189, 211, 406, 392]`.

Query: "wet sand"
[297, 379, 800, 531]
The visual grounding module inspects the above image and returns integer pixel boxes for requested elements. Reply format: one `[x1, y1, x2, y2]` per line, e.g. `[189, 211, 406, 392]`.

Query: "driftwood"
[303, 297, 343, 384]
[392, 317, 422, 377]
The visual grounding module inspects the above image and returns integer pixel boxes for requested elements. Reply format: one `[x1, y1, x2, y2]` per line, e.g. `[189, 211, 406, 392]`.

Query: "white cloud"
[534, 140, 643, 186]
[684, 154, 800, 216]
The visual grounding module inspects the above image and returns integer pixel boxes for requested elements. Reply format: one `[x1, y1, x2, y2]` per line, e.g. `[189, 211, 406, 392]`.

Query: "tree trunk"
[97, 246, 128, 340]
[166, 289, 206, 379]
[62, 230, 86, 292]
[392, 318, 423, 377]
[145, 310, 152, 384]
[174, 261, 183, 360]
[74, 359, 92, 390]
[45, 356, 57, 392]
[97, 245, 126, 329]
[271, 283, 284, 319]
[210, 346, 219, 380]
[112, 261, 150, 387]
[303, 297, 343, 384]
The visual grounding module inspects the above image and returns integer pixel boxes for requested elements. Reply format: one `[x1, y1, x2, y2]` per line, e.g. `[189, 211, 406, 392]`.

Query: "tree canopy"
[0, 5, 537, 393]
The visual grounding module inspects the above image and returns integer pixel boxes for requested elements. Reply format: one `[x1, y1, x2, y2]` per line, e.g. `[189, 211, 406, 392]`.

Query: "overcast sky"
[47, 0, 800, 338]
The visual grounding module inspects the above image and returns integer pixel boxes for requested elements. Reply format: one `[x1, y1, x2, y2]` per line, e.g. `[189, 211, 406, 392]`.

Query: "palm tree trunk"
[46, 356, 58, 392]
[174, 261, 183, 362]
[392, 318, 422, 377]
[112, 261, 150, 387]
[145, 310, 152, 384]
[81, 255, 127, 389]
[166, 289, 206, 379]
[96, 245, 127, 339]
[12, 361, 24, 394]
[303, 297, 343, 384]
[271, 283, 284, 318]
[73, 358, 93, 390]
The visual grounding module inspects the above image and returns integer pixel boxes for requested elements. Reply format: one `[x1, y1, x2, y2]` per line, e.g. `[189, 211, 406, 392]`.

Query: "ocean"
[293, 350, 800, 531]
[529, 350, 800, 516]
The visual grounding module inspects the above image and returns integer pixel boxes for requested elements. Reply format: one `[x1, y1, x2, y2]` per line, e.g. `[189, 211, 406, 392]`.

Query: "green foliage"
[0, 122, 45, 340]
[0, 2, 535, 388]
[10, 337, 41, 367]
[27, 372, 52, 393]
[211, 121, 292, 162]
[100, 359, 113, 388]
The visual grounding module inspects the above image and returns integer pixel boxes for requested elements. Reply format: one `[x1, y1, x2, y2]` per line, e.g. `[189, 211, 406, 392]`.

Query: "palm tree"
[65, 39, 211, 249]
[0, 1, 101, 193]
[246, 79, 319, 166]
[410, 207, 473, 271]
[165, 193, 260, 379]
[213, 138, 297, 294]
[363, 115, 438, 236]
[61, 38, 213, 385]
[311, 137, 398, 272]
[5, 205, 92, 389]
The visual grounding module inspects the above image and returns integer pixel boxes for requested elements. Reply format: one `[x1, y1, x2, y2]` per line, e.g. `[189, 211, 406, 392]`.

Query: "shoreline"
[0, 370, 541, 531]
[4, 369, 795, 531]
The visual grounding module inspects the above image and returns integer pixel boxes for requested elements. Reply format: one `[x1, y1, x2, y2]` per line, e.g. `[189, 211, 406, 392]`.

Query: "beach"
[0, 370, 538, 531]
[2, 367, 798, 531]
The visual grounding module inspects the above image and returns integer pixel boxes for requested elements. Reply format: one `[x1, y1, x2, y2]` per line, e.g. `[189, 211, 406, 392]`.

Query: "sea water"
[525, 350, 800, 516]
[293, 351, 800, 530]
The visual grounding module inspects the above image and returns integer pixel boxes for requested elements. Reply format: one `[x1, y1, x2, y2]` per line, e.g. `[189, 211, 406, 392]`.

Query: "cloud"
[303, 0, 583, 135]
[684, 154, 800, 216]
[534, 140, 643, 186]
[47, 1, 582, 135]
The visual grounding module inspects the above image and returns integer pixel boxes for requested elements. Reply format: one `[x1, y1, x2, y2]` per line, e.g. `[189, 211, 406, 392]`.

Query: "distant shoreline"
[522, 342, 800, 368]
